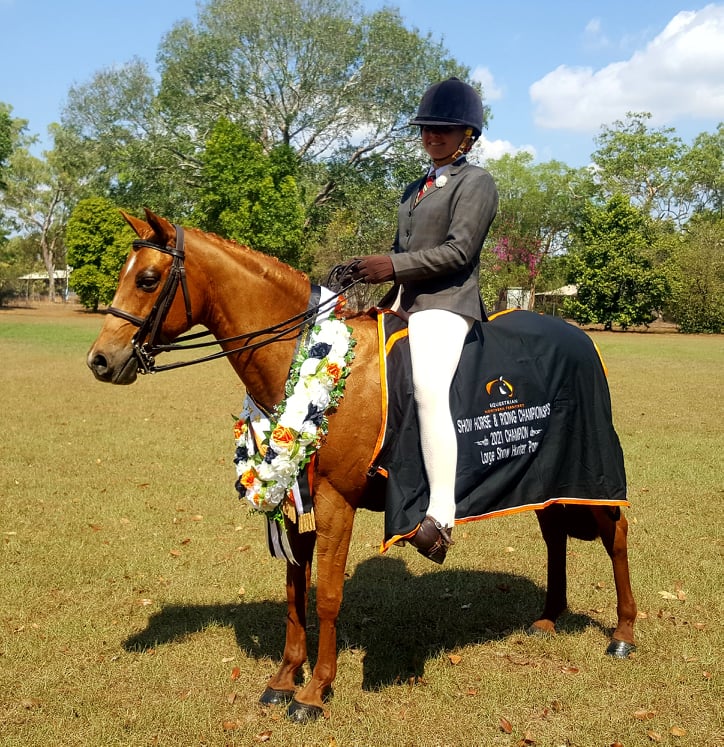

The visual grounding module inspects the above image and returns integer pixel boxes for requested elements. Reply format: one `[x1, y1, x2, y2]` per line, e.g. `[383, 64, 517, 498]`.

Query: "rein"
[106, 224, 360, 374]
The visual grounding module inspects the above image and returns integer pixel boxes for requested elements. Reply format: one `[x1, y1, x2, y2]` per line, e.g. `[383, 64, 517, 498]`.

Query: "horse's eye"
[136, 270, 161, 292]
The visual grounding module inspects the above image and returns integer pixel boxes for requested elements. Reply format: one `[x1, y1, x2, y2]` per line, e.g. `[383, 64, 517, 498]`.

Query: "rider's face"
[421, 125, 467, 164]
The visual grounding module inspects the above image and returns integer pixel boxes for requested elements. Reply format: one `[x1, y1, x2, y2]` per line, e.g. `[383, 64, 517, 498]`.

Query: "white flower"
[271, 453, 298, 480]
[261, 483, 286, 509]
[298, 428, 317, 448]
[278, 392, 309, 430]
[304, 378, 331, 410]
[435, 174, 448, 188]
[299, 357, 321, 378]
[256, 461, 277, 482]
[314, 319, 350, 358]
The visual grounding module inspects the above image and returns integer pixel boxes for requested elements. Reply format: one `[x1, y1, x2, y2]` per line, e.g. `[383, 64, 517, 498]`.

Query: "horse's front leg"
[260, 522, 316, 705]
[592, 507, 637, 658]
[528, 504, 568, 636]
[287, 485, 356, 723]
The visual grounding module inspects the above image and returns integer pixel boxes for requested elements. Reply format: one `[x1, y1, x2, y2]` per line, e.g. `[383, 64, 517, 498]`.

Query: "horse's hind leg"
[528, 504, 569, 636]
[592, 506, 637, 658]
[260, 525, 316, 705]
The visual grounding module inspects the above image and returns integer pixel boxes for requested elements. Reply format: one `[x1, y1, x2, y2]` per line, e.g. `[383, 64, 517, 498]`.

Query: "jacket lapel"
[412, 160, 467, 208]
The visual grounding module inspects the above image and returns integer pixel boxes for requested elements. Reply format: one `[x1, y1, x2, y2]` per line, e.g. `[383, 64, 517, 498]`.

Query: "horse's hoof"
[286, 698, 324, 723]
[526, 623, 556, 637]
[259, 686, 295, 706]
[606, 639, 637, 658]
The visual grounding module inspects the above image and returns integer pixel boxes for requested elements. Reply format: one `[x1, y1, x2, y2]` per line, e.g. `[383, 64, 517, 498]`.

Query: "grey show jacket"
[389, 159, 499, 321]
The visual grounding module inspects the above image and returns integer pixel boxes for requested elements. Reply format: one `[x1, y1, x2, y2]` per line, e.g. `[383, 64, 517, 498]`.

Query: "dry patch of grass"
[1, 306, 722, 746]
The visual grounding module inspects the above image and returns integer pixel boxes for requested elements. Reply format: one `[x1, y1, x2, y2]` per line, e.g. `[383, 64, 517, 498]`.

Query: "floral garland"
[233, 311, 355, 518]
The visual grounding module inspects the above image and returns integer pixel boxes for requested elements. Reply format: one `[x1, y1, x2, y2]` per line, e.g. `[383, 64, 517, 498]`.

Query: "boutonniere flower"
[435, 174, 448, 188]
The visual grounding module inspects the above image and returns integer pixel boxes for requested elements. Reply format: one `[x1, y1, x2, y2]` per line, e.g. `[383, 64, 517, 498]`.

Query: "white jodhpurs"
[408, 309, 473, 528]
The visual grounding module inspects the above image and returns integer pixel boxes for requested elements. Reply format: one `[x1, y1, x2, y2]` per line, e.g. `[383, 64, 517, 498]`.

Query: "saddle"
[366, 309, 628, 550]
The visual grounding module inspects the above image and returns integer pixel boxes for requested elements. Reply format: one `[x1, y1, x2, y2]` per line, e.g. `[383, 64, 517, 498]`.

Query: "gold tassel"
[298, 508, 316, 533]
[281, 499, 297, 523]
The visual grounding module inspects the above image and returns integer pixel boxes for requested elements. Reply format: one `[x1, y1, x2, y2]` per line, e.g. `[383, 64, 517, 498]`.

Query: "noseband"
[106, 224, 193, 374]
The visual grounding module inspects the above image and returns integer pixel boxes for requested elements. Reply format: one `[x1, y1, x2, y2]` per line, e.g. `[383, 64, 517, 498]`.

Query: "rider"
[351, 77, 499, 563]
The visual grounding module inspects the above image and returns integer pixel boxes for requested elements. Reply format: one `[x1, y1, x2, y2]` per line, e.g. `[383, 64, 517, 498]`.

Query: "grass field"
[1, 302, 722, 747]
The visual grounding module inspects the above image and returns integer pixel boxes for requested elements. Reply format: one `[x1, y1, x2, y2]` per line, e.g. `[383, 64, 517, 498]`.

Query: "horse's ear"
[143, 209, 177, 245]
[120, 210, 151, 238]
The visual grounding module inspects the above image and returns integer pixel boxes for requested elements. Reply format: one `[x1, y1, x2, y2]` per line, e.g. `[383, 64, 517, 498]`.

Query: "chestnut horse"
[87, 210, 637, 723]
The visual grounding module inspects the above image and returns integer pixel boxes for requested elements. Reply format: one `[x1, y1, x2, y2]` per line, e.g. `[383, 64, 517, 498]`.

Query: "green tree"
[156, 0, 473, 199]
[2, 143, 63, 300]
[0, 104, 13, 190]
[667, 215, 724, 333]
[0, 235, 38, 306]
[66, 197, 135, 310]
[564, 194, 670, 330]
[0, 114, 97, 301]
[192, 119, 305, 266]
[592, 112, 686, 224]
[60, 0, 476, 226]
[309, 150, 420, 308]
[484, 153, 585, 307]
[61, 59, 186, 216]
[679, 124, 724, 218]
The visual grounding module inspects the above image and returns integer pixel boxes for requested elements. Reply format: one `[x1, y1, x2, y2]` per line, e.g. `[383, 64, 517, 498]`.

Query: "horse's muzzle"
[87, 347, 139, 385]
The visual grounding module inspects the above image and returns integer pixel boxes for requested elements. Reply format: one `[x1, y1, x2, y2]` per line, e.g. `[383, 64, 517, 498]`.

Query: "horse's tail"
[562, 504, 600, 541]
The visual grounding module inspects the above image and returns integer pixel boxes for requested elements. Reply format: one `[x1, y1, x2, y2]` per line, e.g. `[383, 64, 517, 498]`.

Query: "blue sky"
[1, 0, 722, 167]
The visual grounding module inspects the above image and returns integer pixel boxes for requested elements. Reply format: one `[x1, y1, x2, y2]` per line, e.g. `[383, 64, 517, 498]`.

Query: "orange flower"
[271, 425, 296, 448]
[326, 362, 342, 382]
[233, 420, 246, 440]
[240, 469, 257, 488]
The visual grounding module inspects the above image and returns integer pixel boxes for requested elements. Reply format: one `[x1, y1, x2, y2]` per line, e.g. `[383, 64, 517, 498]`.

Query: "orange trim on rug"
[380, 524, 421, 554]
[455, 497, 629, 524]
[306, 453, 317, 496]
[368, 312, 392, 471]
[487, 308, 520, 322]
[385, 328, 408, 356]
[592, 340, 609, 377]
[379, 498, 629, 553]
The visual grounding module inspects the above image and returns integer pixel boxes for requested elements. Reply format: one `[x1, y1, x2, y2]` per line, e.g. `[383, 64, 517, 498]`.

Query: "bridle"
[106, 224, 193, 373]
[105, 224, 358, 375]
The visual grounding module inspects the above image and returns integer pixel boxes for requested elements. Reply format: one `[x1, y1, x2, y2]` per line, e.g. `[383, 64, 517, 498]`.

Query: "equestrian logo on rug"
[485, 376, 515, 398]
[457, 376, 551, 468]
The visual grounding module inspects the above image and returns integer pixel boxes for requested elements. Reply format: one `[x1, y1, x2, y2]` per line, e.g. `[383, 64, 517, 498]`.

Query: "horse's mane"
[188, 225, 310, 288]
[184, 225, 377, 327]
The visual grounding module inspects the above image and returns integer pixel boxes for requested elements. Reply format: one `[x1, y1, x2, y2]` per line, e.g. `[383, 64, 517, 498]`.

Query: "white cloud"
[585, 17, 601, 34]
[583, 17, 610, 49]
[530, 5, 724, 132]
[474, 135, 535, 162]
[472, 66, 503, 101]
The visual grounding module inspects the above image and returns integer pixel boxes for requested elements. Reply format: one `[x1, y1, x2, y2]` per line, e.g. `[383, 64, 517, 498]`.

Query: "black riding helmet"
[409, 77, 484, 138]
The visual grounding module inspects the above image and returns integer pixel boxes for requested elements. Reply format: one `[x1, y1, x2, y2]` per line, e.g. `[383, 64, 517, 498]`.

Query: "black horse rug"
[368, 309, 628, 550]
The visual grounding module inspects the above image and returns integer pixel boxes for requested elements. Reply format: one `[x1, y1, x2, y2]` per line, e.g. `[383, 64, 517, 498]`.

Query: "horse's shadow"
[123, 555, 606, 691]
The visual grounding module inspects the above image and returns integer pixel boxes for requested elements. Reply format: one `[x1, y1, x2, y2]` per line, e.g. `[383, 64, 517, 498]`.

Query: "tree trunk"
[39, 189, 62, 302]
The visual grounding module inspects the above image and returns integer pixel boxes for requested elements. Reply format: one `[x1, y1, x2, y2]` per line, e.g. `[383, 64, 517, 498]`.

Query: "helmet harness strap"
[430, 127, 475, 168]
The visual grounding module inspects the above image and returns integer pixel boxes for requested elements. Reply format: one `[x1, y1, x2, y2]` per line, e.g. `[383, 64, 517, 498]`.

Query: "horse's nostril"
[89, 353, 109, 376]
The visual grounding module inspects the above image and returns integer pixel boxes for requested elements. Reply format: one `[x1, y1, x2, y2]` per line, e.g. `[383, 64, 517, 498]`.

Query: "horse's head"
[87, 209, 201, 384]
